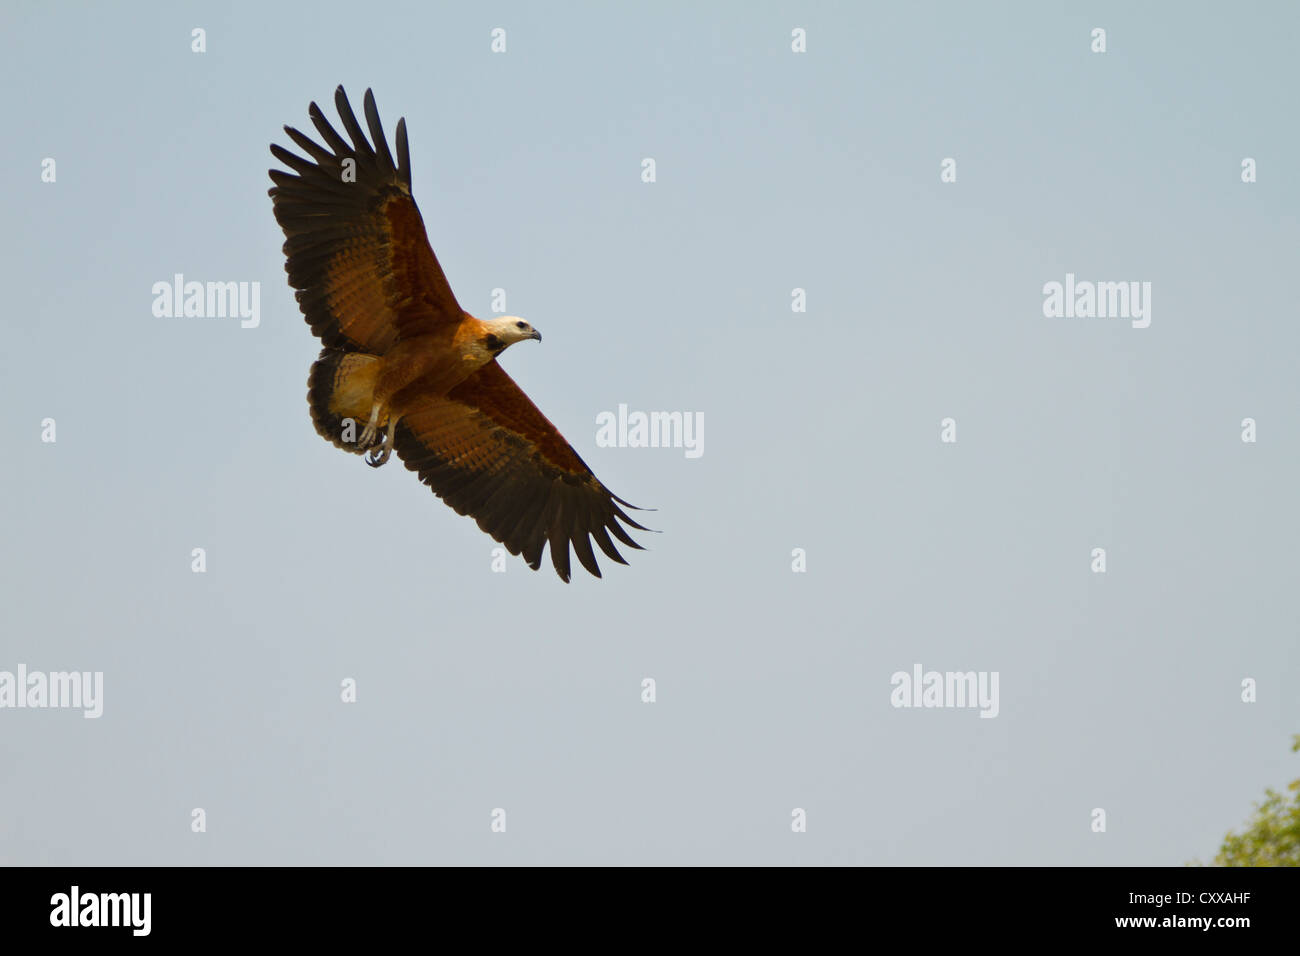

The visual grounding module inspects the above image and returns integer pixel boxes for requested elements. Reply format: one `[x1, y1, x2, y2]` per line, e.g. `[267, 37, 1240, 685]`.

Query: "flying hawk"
[268, 87, 649, 581]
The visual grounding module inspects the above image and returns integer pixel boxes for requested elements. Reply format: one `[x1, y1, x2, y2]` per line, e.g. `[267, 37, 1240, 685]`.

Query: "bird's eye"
[515, 321, 526, 329]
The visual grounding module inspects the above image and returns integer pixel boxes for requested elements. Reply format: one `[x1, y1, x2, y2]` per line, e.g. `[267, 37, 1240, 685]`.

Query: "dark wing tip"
[362, 88, 396, 172]
[591, 526, 629, 566]
[395, 118, 410, 182]
[611, 492, 652, 510]
[333, 85, 375, 158]
[609, 493, 657, 530]
[611, 504, 656, 535]
[570, 530, 603, 579]
[607, 517, 647, 552]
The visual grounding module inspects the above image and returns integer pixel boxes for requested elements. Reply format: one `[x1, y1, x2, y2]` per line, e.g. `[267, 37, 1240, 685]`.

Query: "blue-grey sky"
[1, 0, 1297, 865]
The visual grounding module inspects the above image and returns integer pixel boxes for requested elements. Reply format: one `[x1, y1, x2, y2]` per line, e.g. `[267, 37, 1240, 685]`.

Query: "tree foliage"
[1210, 734, 1300, 867]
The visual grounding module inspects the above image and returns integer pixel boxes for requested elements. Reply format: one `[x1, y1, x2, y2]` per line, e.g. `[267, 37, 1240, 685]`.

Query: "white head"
[481, 315, 542, 355]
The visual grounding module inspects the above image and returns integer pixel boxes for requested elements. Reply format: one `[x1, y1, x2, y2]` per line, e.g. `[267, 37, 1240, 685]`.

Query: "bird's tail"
[306, 348, 387, 454]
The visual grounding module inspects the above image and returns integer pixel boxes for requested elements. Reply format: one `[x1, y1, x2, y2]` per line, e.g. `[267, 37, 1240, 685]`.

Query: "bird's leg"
[357, 402, 384, 449]
[365, 417, 397, 468]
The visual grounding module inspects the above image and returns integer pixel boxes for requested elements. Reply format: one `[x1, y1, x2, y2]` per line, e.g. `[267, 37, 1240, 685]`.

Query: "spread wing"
[393, 361, 650, 581]
[268, 86, 463, 352]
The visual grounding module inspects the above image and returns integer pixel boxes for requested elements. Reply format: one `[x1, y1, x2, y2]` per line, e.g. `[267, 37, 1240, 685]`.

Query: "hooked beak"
[529, 330, 542, 342]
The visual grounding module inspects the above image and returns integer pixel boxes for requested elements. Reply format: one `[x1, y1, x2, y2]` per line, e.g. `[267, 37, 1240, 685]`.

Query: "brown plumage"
[269, 86, 649, 581]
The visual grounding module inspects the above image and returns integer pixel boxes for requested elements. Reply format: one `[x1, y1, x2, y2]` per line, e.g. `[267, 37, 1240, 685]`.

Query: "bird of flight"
[268, 87, 649, 581]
